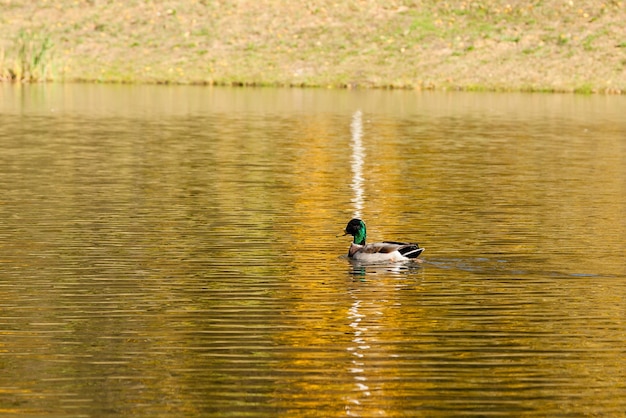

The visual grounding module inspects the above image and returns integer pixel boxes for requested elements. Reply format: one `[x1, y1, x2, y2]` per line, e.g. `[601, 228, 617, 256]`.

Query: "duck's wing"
[364, 242, 402, 253]
[349, 242, 393, 257]
[382, 241, 424, 258]
[349, 242, 424, 259]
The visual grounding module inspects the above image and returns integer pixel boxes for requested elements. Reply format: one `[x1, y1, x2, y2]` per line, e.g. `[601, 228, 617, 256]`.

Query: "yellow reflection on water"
[1, 85, 625, 416]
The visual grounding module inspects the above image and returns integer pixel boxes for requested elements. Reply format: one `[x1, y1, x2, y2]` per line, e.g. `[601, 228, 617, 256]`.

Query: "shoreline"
[4, 78, 623, 95]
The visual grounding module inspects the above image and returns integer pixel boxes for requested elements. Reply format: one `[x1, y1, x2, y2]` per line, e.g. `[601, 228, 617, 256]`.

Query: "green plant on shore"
[1, 29, 53, 82]
[574, 83, 594, 94]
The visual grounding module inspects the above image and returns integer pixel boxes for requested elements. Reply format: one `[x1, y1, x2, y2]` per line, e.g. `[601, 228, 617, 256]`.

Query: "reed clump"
[1, 30, 53, 82]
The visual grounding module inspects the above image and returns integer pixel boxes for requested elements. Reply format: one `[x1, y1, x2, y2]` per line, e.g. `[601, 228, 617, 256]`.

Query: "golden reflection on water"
[0, 84, 625, 416]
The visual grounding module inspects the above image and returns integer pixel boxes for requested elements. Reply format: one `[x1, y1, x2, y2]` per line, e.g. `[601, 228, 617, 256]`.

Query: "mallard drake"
[342, 218, 424, 263]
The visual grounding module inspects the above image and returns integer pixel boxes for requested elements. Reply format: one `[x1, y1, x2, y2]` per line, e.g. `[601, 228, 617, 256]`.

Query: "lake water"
[1, 84, 625, 417]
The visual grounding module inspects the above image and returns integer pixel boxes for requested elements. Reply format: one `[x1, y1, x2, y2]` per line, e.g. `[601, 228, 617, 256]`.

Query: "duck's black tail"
[401, 245, 424, 258]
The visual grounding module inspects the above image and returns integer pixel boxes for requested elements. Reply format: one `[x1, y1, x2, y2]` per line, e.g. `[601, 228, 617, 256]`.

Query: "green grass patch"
[574, 83, 594, 94]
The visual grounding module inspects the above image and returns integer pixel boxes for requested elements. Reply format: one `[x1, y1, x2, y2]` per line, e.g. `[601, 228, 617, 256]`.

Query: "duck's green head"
[344, 218, 366, 245]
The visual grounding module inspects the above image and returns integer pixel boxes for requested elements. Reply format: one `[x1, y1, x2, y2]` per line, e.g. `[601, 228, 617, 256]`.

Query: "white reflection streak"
[346, 298, 370, 416]
[350, 110, 364, 219]
[346, 111, 370, 416]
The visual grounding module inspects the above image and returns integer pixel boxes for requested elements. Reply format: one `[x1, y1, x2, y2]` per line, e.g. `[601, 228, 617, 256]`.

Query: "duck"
[342, 218, 424, 263]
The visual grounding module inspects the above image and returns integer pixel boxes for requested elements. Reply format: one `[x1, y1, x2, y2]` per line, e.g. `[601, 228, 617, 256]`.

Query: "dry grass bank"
[1, 0, 625, 92]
